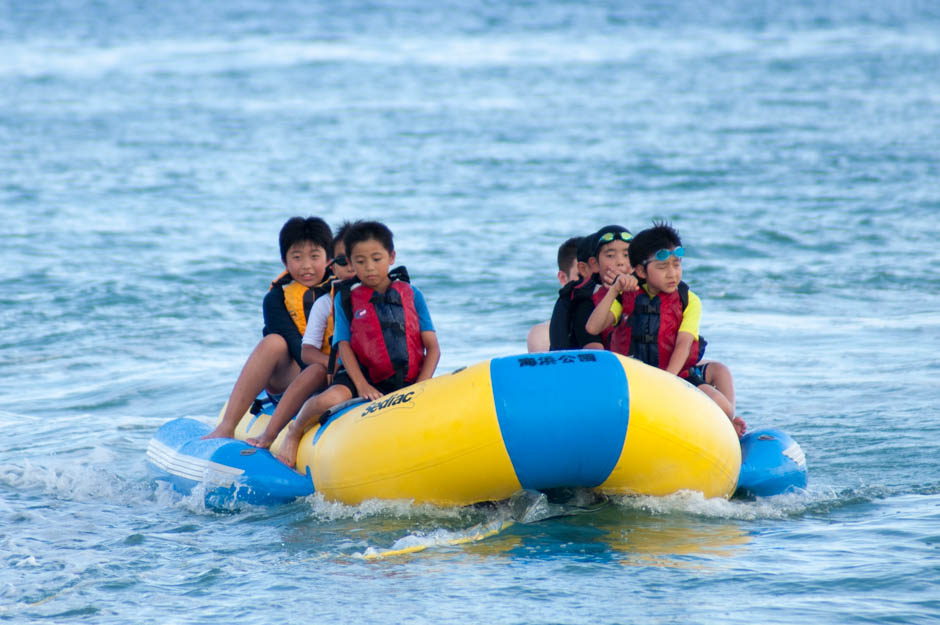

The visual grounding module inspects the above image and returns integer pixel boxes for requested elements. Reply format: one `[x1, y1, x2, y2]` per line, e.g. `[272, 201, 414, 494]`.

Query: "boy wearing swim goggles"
[554, 225, 637, 351]
[588, 222, 745, 436]
[581, 227, 640, 346]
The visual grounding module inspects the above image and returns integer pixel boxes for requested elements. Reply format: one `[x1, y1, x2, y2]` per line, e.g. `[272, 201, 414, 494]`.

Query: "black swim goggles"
[330, 254, 349, 267]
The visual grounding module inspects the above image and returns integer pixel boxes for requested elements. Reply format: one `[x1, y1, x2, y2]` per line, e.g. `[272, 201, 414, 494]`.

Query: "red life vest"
[608, 290, 637, 356]
[347, 278, 424, 388]
[627, 282, 700, 378]
[549, 275, 619, 350]
[588, 284, 617, 349]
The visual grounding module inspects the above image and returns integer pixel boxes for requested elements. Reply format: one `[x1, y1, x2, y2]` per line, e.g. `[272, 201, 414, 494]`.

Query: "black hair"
[628, 221, 682, 267]
[332, 220, 354, 255]
[557, 237, 581, 272]
[279, 216, 333, 263]
[343, 220, 394, 257]
[576, 233, 597, 263]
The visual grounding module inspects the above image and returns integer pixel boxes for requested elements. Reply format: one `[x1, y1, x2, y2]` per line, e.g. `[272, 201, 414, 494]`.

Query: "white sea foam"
[3, 28, 936, 79]
[304, 491, 468, 522]
[612, 488, 823, 521]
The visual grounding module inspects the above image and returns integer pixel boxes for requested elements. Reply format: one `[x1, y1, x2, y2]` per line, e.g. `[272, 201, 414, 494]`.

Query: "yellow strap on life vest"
[282, 280, 310, 335]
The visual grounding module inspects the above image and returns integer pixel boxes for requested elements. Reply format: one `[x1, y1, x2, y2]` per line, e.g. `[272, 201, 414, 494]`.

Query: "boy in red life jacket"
[249, 220, 441, 468]
[204, 217, 333, 440]
[242, 222, 357, 448]
[581, 225, 640, 352]
[589, 222, 745, 437]
[550, 225, 637, 351]
[526, 236, 583, 352]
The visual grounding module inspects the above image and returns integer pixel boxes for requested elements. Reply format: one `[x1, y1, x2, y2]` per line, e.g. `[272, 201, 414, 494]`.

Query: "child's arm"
[666, 331, 695, 376]
[584, 287, 618, 335]
[411, 287, 439, 382]
[416, 331, 440, 382]
[301, 296, 332, 366]
[337, 340, 383, 401]
[584, 274, 637, 335]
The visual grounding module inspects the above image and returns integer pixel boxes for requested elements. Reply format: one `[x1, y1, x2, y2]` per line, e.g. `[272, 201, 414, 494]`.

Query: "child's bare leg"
[698, 384, 745, 436]
[247, 364, 327, 448]
[204, 334, 299, 439]
[700, 361, 745, 436]
[275, 385, 353, 468]
[698, 383, 734, 418]
[702, 361, 735, 415]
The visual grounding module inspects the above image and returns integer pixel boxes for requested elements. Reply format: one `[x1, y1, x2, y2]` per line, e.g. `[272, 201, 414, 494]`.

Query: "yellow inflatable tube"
[230, 350, 741, 506]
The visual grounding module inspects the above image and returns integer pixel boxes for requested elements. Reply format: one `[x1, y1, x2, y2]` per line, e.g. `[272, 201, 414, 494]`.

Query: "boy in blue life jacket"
[204, 216, 334, 440]
[248, 220, 441, 467]
[527, 236, 583, 352]
[586, 222, 745, 436]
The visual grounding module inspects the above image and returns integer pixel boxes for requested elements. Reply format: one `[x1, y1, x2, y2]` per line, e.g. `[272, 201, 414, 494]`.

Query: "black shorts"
[332, 369, 407, 398]
[686, 363, 710, 387]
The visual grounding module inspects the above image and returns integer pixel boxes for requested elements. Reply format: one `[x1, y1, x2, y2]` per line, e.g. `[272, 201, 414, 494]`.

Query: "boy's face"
[284, 241, 329, 288]
[591, 240, 631, 280]
[635, 246, 683, 295]
[349, 238, 395, 291]
[330, 241, 357, 281]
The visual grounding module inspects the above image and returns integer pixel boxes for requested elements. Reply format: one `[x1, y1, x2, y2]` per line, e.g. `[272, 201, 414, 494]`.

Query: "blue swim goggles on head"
[650, 247, 685, 262]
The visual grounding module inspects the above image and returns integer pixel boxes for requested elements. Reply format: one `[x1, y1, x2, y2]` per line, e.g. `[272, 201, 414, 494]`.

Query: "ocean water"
[2, 1, 939, 623]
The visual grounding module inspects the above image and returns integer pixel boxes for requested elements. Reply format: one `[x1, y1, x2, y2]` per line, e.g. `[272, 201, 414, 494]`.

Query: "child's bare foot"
[202, 426, 234, 440]
[275, 436, 299, 468]
[246, 434, 274, 449]
[731, 416, 747, 438]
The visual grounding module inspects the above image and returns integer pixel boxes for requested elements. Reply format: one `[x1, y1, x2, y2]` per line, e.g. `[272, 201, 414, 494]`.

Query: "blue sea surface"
[1, 1, 939, 623]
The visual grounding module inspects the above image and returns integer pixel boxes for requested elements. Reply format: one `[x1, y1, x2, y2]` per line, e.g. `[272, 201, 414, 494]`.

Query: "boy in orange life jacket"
[243, 222, 357, 449]
[204, 216, 333, 440]
[251, 220, 441, 468]
[587, 222, 745, 436]
[526, 236, 583, 352]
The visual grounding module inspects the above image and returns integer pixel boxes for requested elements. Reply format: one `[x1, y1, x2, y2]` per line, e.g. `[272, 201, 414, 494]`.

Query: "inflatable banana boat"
[147, 350, 807, 507]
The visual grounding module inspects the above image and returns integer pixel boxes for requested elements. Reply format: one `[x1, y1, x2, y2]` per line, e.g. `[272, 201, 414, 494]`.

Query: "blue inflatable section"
[490, 351, 629, 490]
[147, 417, 315, 507]
[735, 428, 808, 498]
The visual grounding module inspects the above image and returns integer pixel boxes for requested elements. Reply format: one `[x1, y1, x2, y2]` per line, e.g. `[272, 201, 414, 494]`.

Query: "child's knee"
[301, 363, 327, 383]
[315, 385, 351, 409]
[699, 383, 730, 406]
[259, 333, 287, 350]
[253, 334, 290, 366]
[704, 361, 733, 385]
